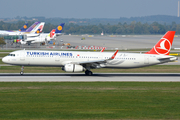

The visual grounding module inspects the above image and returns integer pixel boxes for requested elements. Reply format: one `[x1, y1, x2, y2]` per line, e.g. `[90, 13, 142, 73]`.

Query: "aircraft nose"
[2, 57, 8, 63]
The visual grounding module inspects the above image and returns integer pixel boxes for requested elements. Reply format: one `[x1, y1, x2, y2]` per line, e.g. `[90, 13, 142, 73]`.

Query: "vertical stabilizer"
[30, 22, 45, 33]
[145, 31, 176, 55]
[55, 23, 65, 34]
[19, 23, 28, 31]
[46, 29, 56, 41]
[25, 22, 41, 32]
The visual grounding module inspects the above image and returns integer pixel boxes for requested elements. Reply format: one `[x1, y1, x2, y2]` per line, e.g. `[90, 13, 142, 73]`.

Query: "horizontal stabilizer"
[157, 55, 178, 61]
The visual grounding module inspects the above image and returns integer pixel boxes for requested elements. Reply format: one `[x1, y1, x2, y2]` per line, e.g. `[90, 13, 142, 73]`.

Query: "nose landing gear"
[20, 66, 24, 75]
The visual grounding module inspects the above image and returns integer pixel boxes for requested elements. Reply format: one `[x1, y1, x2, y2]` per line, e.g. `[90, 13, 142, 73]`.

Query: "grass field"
[0, 82, 180, 120]
[0, 65, 180, 73]
[0, 53, 9, 57]
[0, 51, 180, 119]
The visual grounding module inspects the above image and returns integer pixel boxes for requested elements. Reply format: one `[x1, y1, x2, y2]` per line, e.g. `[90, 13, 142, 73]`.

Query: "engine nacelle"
[62, 64, 84, 72]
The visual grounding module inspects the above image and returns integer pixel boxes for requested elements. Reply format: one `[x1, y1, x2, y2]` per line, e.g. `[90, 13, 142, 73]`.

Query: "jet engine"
[62, 64, 84, 72]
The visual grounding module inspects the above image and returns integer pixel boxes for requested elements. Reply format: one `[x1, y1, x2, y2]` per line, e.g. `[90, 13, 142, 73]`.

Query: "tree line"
[0, 21, 180, 35]
[64, 22, 180, 35]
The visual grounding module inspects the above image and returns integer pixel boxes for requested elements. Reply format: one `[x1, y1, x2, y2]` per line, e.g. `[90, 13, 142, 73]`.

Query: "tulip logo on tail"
[154, 38, 171, 55]
[146, 31, 175, 55]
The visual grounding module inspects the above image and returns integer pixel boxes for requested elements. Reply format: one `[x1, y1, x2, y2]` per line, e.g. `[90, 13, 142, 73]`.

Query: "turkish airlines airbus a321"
[2, 31, 177, 75]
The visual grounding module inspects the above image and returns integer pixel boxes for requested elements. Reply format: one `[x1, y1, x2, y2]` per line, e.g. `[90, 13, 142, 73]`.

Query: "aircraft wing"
[71, 50, 118, 68]
[76, 59, 107, 65]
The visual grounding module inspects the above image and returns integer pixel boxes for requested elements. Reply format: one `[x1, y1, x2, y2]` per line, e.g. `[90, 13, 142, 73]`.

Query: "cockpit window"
[8, 54, 15, 57]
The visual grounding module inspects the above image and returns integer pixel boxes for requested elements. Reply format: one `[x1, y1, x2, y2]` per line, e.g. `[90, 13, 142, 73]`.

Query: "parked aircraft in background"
[19, 23, 65, 45]
[18, 23, 28, 31]
[20, 29, 56, 45]
[0, 22, 29, 34]
[2, 31, 177, 75]
[0, 22, 45, 35]
[54, 23, 65, 36]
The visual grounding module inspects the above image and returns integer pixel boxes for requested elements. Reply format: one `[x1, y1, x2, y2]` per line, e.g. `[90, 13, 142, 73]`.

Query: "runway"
[0, 73, 180, 82]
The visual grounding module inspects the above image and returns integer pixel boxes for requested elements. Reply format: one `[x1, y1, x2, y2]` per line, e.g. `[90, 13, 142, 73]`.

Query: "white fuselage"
[20, 33, 50, 44]
[0, 30, 27, 35]
[2, 50, 176, 69]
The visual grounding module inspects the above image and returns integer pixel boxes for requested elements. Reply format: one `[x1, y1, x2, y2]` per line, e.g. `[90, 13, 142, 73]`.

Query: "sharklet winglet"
[109, 50, 118, 60]
[100, 47, 105, 52]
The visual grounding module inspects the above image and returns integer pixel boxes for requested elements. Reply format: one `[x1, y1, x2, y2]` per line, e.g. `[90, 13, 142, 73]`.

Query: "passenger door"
[20, 51, 25, 61]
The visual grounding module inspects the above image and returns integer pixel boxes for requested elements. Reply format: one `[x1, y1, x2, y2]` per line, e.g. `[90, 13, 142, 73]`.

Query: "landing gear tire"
[85, 70, 93, 76]
[20, 71, 24, 75]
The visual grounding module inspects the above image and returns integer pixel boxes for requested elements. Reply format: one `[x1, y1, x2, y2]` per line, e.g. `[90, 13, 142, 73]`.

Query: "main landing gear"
[20, 66, 24, 75]
[85, 70, 93, 76]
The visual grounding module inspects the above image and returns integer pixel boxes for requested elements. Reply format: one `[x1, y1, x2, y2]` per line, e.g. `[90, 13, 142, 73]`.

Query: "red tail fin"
[50, 29, 56, 38]
[145, 31, 176, 55]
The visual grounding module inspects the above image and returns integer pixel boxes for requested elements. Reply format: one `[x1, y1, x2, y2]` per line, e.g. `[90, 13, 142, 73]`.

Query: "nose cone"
[2, 57, 8, 64]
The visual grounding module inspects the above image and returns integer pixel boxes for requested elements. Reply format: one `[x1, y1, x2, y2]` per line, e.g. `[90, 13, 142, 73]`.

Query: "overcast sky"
[0, 0, 180, 18]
